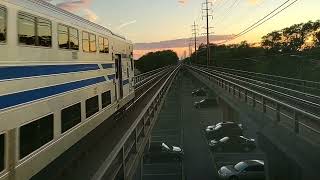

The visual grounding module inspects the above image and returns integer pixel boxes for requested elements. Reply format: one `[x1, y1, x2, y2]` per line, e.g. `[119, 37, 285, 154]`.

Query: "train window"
[18, 13, 36, 45]
[58, 24, 69, 49]
[58, 24, 79, 50]
[102, 91, 111, 108]
[89, 33, 96, 52]
[86, 96, 99, 118]
[61, 103, 81, 133]
[0, 133, 4, 172]
[0, 7, 6, 42]
[82, 31, 89, 52]
[18, 12, 52, 47]
[38, 18, 52, 47]
[104, 38, 109, 53]
[99, 37, 109, 54]
[69, 27, 79, 50]
[99, 36, 104, 53]
[19, 114, 54, 159]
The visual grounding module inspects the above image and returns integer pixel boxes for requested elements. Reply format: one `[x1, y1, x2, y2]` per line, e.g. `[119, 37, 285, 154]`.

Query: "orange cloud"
[55, 0, 99, 22]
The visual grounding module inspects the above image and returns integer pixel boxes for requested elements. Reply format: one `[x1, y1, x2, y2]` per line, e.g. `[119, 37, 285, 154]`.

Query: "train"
[0, 0, 135, 179]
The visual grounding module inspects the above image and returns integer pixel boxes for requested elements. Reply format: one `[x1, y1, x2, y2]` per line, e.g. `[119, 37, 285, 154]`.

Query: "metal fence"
[187, 65, 320, 143]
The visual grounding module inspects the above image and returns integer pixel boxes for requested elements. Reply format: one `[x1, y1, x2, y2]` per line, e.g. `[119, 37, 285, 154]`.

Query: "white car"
[218, 160, 265, 180]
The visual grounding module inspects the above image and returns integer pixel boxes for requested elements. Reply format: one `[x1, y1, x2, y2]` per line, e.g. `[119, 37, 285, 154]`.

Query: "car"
[144, 142, 184, 163]
[205, 122, 242, 134]
[191, 88, 207, 96]
[205, 122, 243, 140]
[194, 98, 217, 108]
[208, 136, 256, 152]
[218, 160, 265, 180]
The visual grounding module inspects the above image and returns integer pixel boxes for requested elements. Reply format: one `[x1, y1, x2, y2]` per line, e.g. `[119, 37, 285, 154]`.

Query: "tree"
[135, 50, 178, 73]
[261, 30, 282, 53]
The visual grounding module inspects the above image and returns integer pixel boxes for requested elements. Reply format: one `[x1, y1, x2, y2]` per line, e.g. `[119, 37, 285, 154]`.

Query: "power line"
[218, 0, 299, 45]
[213, 0, 241, 27]
[217, 0, 268, 34]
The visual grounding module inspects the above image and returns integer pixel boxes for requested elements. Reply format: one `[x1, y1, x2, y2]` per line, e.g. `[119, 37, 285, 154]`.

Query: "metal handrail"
[199, 66, 320, 100]
[196, 66, 320, 115]
[194, 64, 320, 95]
[187, 65, 320, 136]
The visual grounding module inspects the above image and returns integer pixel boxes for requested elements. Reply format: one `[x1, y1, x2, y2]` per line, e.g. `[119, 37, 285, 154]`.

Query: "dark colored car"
[205, 122, 243, 140]
[194, 98, 217, 108]
[218, 160, 265, 180]
[144, 142, 184, 163]
[191, 88, 206, 96]
[209, 136, 256, 152]
[205, 122, 242, 133]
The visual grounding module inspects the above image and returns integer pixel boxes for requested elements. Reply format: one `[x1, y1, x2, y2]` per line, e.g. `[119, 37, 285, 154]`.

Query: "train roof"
[6, 0, 131, 43]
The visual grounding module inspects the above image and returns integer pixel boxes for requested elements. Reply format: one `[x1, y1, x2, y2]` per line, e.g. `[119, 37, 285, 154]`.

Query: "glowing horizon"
[46, 0, 320, 59]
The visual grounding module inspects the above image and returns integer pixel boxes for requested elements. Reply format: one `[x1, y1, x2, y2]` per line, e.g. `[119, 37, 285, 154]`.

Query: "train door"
[115, 54, 123, 99]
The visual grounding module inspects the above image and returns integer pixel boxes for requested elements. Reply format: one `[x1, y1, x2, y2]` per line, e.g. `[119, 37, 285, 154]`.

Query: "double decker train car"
[0, 0, 134, 179]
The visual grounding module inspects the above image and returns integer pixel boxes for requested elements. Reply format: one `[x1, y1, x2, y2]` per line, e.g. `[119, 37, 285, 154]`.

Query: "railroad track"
[196, 66, 320, 117]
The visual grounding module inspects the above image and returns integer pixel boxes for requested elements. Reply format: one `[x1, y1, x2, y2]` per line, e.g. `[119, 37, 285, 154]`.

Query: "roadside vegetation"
[135, 50, 179, 73]
[186, 20, 320, 81]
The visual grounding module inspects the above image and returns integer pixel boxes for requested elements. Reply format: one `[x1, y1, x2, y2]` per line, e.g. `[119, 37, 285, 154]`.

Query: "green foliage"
[135, 50, 178, 73]
[184, 20, 320, 81]
[261, 20, 320, 53]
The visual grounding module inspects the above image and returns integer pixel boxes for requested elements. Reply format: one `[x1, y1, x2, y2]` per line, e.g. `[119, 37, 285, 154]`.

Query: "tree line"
[185, 20, 320, 81]
[135, 50, 178, 73]
[261, 20, 320, 53]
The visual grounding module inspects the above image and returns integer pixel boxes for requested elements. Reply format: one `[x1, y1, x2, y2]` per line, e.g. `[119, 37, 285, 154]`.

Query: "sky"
[47, 0, 320, 59]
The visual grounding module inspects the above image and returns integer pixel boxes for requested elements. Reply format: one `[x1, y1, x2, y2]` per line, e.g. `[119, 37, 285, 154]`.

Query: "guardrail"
[193, 64, 320, 96]
[195, 65, 320, 116]
[92, 65, 181, 180]
[133, 66, 173, 86]
[186, 65, 320, 141]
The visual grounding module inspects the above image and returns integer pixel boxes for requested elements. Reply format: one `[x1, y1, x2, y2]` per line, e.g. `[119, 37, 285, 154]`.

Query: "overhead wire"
[218, 0, 299, 44]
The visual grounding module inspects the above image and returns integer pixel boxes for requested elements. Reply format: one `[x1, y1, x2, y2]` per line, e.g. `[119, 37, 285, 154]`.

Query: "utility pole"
[191, 21, 198, 63]
[202, 0, 213, 67]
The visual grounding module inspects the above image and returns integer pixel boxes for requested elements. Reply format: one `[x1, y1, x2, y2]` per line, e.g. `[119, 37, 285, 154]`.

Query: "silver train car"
[0, 0, 134, 179]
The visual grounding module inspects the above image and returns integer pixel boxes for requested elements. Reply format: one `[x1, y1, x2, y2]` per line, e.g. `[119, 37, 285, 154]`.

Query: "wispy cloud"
[134, 35, 234, 50]
[51, 0, 99, 22]
[56, 0, 93, 12]
[247, 0, 262, 5]
[178, 0, 188, 5]
[117, 20, 137, 29]
[82, 9, 99, 22]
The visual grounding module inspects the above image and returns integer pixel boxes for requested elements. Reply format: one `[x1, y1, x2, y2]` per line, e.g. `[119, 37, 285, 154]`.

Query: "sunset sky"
[47, 0, 320, 58]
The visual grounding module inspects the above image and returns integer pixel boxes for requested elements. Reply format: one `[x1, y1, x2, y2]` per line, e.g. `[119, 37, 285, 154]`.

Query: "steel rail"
[196, 66, 320, 116]
[133, 65, 173, 86]
[186, 65, 320, 136]
[92, 65, 181, 180]
[195, 64, 320, 95]
[197, 65, 320, 101]
[134, 66, 173, 90]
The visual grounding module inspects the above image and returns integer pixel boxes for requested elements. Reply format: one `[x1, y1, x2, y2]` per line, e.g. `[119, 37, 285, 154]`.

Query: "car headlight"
[218, 170, 227, 176]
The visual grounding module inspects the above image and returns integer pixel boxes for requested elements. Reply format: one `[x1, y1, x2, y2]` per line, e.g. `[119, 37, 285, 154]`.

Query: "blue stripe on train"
[0, 77, 106, 110]
[123, 79, 129, 85]
[0, 64, 100, 81]
[101, 63, 114, 69]
[107, 74, 116, 80]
